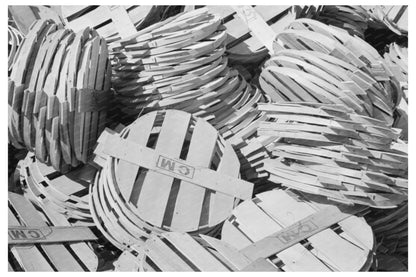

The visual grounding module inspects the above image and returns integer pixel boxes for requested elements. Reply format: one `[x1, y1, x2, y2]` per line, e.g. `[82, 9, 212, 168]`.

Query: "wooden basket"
[8, 19, 112, 172]
[19, 152, 96, 225]
[279, 18, 401, 98]
[115, 232, 276, 271]
[260, 49, 395, 125]
[257, 103, 407, 208]
[222, 189, 374, 271]
[91, 110, 253, 250]
[8, 192, 98, 271]
[110, 7, 266, 138]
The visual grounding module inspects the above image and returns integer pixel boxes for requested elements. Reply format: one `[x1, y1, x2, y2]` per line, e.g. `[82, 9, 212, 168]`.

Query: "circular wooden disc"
[222, 189, 375, 271]
[93, 110, 247, 249]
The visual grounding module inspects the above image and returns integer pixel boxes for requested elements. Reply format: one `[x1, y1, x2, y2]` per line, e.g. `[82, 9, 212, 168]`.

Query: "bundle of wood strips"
[260, 49, 396, 124]
[273, 18, 402, 119]
[257, 103, 407, 208]
[19, 152, 96, 226]
[8, 19, 112, 172]
[110, 8, 264, 128]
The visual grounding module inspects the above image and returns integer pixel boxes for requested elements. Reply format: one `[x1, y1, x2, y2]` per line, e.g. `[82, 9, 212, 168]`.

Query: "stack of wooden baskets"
[258, 102, 407, 208]
[8, 5, 408, 272]
[8, 19, 112, 172]
[110, 8, 265, 131]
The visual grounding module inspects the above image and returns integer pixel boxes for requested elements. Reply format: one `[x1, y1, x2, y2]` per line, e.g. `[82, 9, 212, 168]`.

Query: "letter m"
[9, 229, 27, 240]
[158, 157, 175, 171]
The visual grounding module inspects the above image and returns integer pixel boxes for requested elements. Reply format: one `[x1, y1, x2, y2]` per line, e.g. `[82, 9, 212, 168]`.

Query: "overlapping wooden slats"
[61, 6, 171, 43]
[222, 189, 374, 271]
[19, 152, 96, 225]
[8, 192, 98, 271]
[90, 110, 253, 250]
[115, 232, 272, 271]
[8, 19, 112, 172]
[272, 18, 401, 119]
[260, 49, 395, 125]
[256, 103, 407, 208]
[110, 8, 266, 143]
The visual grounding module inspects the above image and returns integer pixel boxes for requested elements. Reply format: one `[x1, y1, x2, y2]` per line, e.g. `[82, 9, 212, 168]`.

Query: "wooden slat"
[208, 142, 240, 225]
[144, 236, 195, 271]
[136, 110, 191, 227]
[8, 226, 97, 244]
[163, 232, 229, 271]
[8, 209, 54, 271]
[201, 234, 252, 270]
[169, 118, 218, 230]
[231, 5, 276, 53]
[8, 193, 84, 271]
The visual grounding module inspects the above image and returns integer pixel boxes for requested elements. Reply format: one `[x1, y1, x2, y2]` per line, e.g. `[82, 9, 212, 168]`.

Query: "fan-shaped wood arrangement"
[8, 19, 112, 172]
[8, 192, 99, 271]
[273, 18, 401, 118]
[222, 189, 374, 271]
[61, 6, 170, 43]
[19, 152, 96, 226]
[90, 110, 253, 250]
[110, 8, 265, 127]
[260, 49, 395, 125]
[257, 103, 407, 208]
[114, 232, 272, 271]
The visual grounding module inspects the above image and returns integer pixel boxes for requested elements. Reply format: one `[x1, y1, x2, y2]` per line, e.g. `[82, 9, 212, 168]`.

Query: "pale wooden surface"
[117, 232, 271, 272]
[20, 152, 96, 225]
[8, 19, 111, 172]
[90, 110, 252, 249]
[222, 189, 374, 271]
[8, 192, 98, 271]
